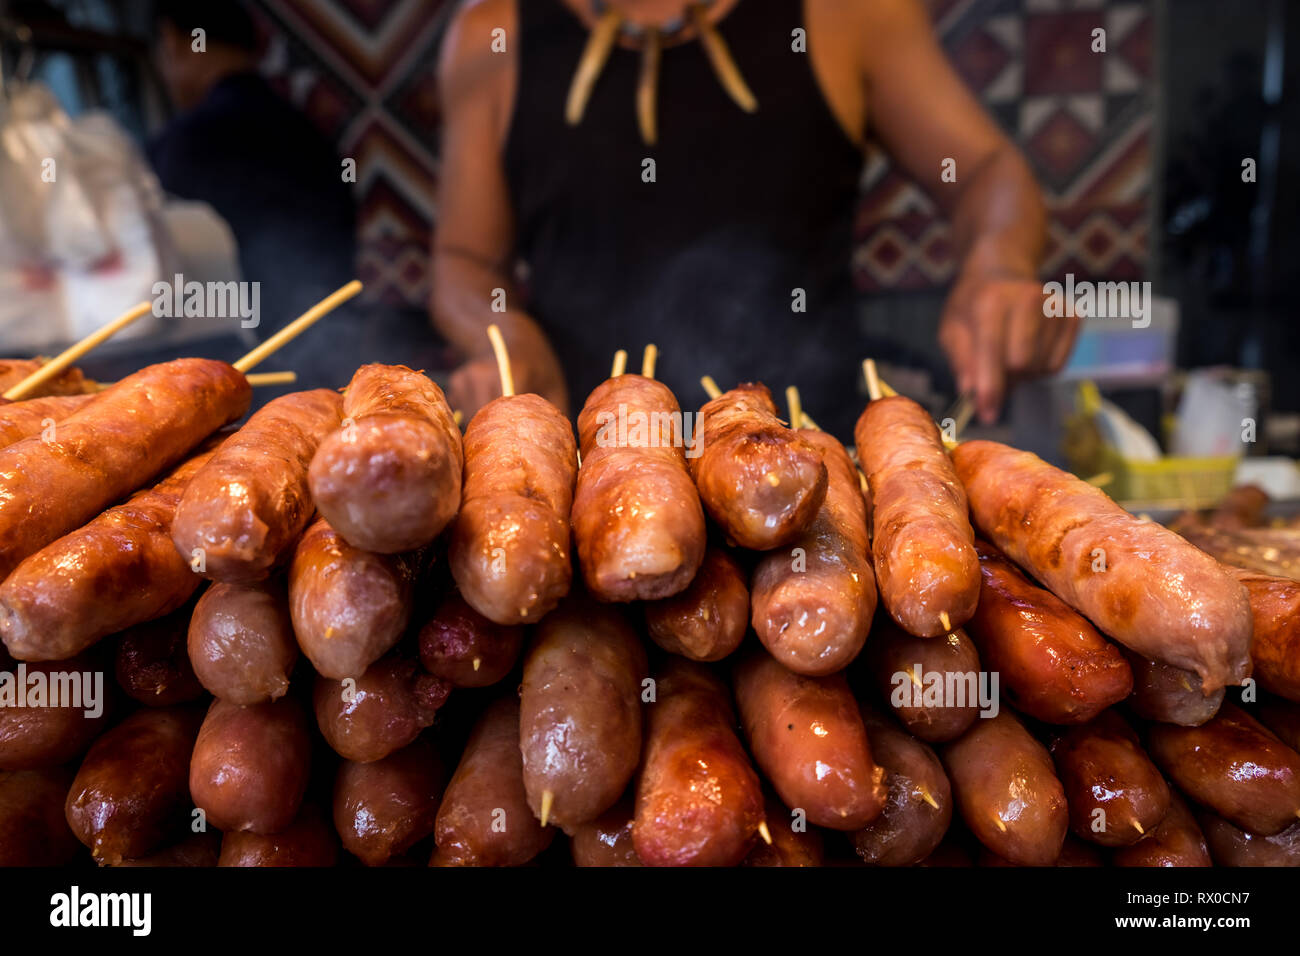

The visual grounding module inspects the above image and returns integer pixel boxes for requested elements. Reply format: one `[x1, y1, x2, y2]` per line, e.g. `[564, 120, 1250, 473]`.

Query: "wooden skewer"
[1133, 820, 1145, 835]
[471, 657, 481, 672]
[757, 821, 773, 845]
[700, 375, 722, 400]
[233, 280, 362, 373]
[565, 7, 622, 126]
[688, 3, 757, 113]
[96, 370, 297, 391]
[486, 324, 515, 397]
[611, 349, 628, 378]
[918, 786, 940, 810]
[939, 611, 951, 633]
[1085, 472, 1114, 487]
[785, 386, 802, 431]
[636, 28, 662, 145]
[801, 412, 821, 432]
[863, 359, 883, 403]
[992, 814, 1008, 833]
[4, 301, 153, 400]
[453, 410, 464, 427]
[539, 789, 554, 828]
[642, 344, 658, 380]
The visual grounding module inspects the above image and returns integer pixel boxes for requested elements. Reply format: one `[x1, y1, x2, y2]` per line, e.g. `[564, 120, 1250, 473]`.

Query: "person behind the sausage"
[433, 0, 1074, 436]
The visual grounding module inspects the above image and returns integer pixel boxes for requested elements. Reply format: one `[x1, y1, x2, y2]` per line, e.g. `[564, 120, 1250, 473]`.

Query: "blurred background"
[0, 0, 1296, 506]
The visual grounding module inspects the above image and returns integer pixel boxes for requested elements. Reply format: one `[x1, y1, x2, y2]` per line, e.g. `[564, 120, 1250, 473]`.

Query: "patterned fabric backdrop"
[248, 0, 1152, 307]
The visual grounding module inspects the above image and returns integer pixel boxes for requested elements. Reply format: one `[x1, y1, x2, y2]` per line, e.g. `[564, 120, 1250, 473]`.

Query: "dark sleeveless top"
[504, 0, 868, 437]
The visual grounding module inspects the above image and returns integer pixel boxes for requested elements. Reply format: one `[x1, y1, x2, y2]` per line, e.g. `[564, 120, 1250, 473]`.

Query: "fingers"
[970, 286, 1008, 425]
[938, 306, 976, 398]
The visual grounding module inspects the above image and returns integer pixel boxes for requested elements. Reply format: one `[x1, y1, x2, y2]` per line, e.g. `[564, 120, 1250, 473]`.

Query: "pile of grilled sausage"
[2, 356, 1299, 868]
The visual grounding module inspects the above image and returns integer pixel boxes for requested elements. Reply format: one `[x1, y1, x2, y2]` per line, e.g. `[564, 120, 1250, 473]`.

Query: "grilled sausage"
[1256, 697, 1300, 751]
[851, 705, 953, 866]
[0, 358, 250, 579]
[751, 429, 876, 675]
[172, 389, 342, 582]
[735, 650, 885, 829]
[569, 798, 642, 867]
[0, 766, 81, 866]
[334, 736, 445, 865]
[309, 365, 462, 554]
[218, 804, 339, 867]
[941, 709, 1068, 866]
[190, 696, 312, 834]
[1199, 811, 1300, 867]
[1147, 701, 1300, 835]
[742, 793, 825, 866]
[953, 441, 1253, 693]
[188, 579, 297, 705]
[1226, 567, 1300, 702]
[572, 373, 706, 601]
[1111, 793, 1211, 867]
[432, 697, 554, 866]
[966, 541, 1132, 723]
[289, 517, 424, 680]
[314, 653, 450, 763]
[688, 383, 827, 550]
[866, 619, 982, 743]
[0, 446, 219, 661]
[980, 836, 1105, 867]
[112, 831, 221, 867]
[417, 592, 523, 688]
[1125, 652, 1224, 727]
[632, 658, 764, 866]
[449, 393, 577, 625]
[0, 393, 96, 448]
[65, 705, 203, 864]
[519, 597, 646, 830]
[0, 648, 112, 770]
[855, 395, 979, 637]
[114, 602, 205, 706]
[1049, 710, 1171, 847]
[644, 546, 749, 662]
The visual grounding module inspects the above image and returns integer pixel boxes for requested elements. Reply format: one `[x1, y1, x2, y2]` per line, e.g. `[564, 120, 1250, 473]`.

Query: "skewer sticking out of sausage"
[750, 425, 876, 675]
[432, 697, 554, 867]
[644, 546, 749, 662]
[965, 541, 1132, 724]
[289, 516, 424, 680]
[1146, 701, 1300, 836]
[741, 792, 826, 867]
[449, 327, 578, 625]
[519, 597, 647, 831]
[854, 390, 979, 638]
[0, 358, 251, 580]
[1124, 652, 1224, 727]
[172, 389, 342, 582]
[633, 658, 765, 866]
[941, 708, 1069, 866]
[0, 392, 96, 449]
[1049, 710, 1171, 847]
[734, 649, 886, 829]
[0, 444, 221, 662]
[418, 592, 524, 688]
[689, 380, 827, 551]
[309, 365, 463, 554]
[314, 652, 451, 763]
[952, 440, 1253, 694]
[1224, 566, 1300, 702]
[1111, 792, 1212, 867]
[114, 600, 206, 707]
[865, 617, 982, 743]
[188, 579, 298, 705]
[851, 704, 953, 866]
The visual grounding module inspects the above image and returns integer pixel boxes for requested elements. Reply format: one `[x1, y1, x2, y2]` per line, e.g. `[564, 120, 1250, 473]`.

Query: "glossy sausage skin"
[742, 793, 825, 866]
[644, 546, 749, 662]
[218, 804, 339, 867]
[734, 650, 885, 829]
[189, 579, 297, 704]
[519, 598, 646, 830]
[334, 737, 444, 865]
[65, 705, 203, 864]
[0, 359, 92, 398]
[633, 658, 764, 866]
[1226, 567, 1300, 702]
[450, 394, 577, 625]
[1199, 812, 1300, 867]
[569, 799, 642, 867]
[314, 654, 450, 763]
[417, 592, 523, 688]
[114, 602, 205, 706]
[0, 358, 251, 579]
[0, 447, 217, 661]
[0, 393, 96, 447]
[688, 383, 827, 551]
[433, 697, 554, 867]
[866, 620, 982, 743]
[953, 441, 1253, 693]
[1147, 701, 1300, 835]
[855, 396, 979, 637]
[190, 696, 312, 834]
[852, 706, 953, 866]
[0, 649, 112, 770]
[173, 389, 342, 582]
[1257, 698, 1300, 752]
[1049, 710, 1171, 847]
[309, 365, 462, 554]
[980, 836, 1104, 867]
[941, 709, 1068, 866]
[966, 541, 1132, 723]
[572, 374, 706, 601]
[112, 831, 221, 867]
[0, 766, 81, 865]
[289, 517, 423, 679]
[751, 430, 876, 675]
[1125, 651, 1224, 727]
[1112, 793, 1211, 867]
